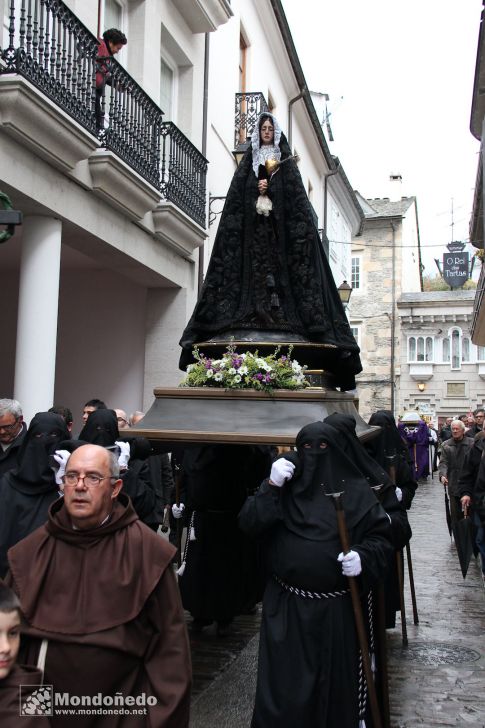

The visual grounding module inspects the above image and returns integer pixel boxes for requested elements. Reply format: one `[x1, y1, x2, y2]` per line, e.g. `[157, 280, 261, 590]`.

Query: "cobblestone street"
[190, 474, 485, 727]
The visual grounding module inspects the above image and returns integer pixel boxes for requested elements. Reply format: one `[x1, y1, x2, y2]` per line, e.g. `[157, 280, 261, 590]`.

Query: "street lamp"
[232, 140, 250, 166]
[417, 382, 426, 392]
[338, 280, 352, 307]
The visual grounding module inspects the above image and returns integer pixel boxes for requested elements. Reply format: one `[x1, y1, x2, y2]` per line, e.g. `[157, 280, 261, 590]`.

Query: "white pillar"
[14, 216, 62, 423]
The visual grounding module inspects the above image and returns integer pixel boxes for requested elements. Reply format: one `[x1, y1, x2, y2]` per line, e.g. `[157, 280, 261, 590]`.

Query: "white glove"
[395, 486, 403, 502]
[53, 449, 71, 486]
[115, 441, 131, 469]
[172, 503, 185, 519]
[269, 459, 295, 487]
[338, 550, 362, 577]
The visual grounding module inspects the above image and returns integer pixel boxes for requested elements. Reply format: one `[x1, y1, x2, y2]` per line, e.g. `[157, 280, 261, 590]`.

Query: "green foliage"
[180, 345, 309, 391]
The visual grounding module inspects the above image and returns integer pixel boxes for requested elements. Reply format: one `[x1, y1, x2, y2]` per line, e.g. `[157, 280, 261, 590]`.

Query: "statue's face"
[260, 120, 274, 145]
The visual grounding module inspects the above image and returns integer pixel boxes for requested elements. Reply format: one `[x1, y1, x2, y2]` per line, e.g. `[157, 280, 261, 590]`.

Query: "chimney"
[389, 173, 402, 202]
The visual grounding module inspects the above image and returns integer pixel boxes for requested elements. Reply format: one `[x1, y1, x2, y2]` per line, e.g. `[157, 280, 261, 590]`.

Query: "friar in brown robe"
[5, 444, 191, 727]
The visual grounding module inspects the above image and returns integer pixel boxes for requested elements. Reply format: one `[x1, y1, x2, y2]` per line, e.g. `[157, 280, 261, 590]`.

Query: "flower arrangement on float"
[181, 345, 308, 392]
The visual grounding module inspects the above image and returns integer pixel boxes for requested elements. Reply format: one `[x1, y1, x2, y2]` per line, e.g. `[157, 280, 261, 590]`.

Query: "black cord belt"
[273, 574, 350, 600]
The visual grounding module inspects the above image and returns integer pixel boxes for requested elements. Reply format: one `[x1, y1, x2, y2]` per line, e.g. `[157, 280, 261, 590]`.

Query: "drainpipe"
[198, 32, 210, 295]
[323, 161, 340, 236]
[390, 220, 397, 414]
[287, 92, 304, 149]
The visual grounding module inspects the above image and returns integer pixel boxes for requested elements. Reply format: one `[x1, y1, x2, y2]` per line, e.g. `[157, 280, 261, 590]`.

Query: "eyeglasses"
[0, 419, 19, 433]
[62, 472, 118, 488]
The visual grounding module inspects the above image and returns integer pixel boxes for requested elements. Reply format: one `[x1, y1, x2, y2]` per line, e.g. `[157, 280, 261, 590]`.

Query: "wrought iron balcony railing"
[2, 0, 99, 134]
[1, 0, 208, 227]
[100, 57, 163, 191]
[160, 122, 207, 229]
[234, 91, 268, 149]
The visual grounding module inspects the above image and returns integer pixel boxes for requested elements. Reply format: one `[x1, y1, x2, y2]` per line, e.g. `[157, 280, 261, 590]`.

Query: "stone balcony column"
[14, 216, 62, 422]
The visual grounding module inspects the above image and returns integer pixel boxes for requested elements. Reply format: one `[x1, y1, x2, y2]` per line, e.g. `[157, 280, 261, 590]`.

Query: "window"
[443, 337, 450, 363]
[239, 33, 247, 94]
[478, 346, 485, 362]
[407, 336, 434, 362]
[450, 328, 461, 370]
[160, 57, 174, 119]
[104, 0, 123, 31]
[350, 324, 361, 348]
[462, 337, 470, 363]
[351, 256, 361, 290]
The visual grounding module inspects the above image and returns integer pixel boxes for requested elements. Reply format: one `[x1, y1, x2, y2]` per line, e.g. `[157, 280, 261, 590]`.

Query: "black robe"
[0, 412, 69, 578]
[179, 131, 362, 390]
[238, 423, 393, 728]
[178, 445, 271, 624]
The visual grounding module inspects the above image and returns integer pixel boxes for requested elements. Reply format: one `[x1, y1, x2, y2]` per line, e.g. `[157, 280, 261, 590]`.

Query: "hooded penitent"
[0, 412, 69, 577]
[179, 113, 362, 391]
[365, 410, 418, 510]
[78, 408, 119, 446]
[238, 421, 393, 728]
[324, 412, 411, 550]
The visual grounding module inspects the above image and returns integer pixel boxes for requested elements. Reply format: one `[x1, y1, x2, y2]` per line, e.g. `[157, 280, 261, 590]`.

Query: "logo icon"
[19, 685, 53, 716]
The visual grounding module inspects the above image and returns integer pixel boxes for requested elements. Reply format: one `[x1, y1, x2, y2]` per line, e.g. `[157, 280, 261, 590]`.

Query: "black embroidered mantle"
[179, 133, 362, 390]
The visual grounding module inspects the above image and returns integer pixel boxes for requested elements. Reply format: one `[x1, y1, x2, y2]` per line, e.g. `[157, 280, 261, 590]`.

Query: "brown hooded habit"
[5, 493, 191, 727]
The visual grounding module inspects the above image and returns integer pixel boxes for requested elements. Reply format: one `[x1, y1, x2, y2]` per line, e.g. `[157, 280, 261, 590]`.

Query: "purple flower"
[281, 356, 287, 362]
[204, 360, 213, 369]
[265, 374, 272, 383]
[254, 373, 264, 381]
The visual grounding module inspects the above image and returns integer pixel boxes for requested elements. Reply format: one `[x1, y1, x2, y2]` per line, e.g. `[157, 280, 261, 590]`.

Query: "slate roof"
[354, 191, 416, 219]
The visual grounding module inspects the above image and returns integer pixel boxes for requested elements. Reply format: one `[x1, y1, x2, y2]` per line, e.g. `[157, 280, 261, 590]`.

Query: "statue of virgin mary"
[179, 112, 362, 391]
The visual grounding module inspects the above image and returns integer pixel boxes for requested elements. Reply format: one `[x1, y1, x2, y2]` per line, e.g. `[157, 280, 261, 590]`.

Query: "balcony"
[0, 0, 207, 231]
[234, 91, 268, 151]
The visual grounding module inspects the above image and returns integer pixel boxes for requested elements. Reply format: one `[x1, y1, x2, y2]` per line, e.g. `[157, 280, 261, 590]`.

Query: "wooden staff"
[371, 487, 391, 728]
[174, 463, 183, 566]
[326, 489, 382, 728]
[160, 506, 170, 533]
[405, 541, 419, 625]
[385, 453, 408, 647]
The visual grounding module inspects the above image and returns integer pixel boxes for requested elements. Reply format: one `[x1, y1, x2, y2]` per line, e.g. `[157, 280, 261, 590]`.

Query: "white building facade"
[0, 0, 362, 430]
[397, 291, 485, 424]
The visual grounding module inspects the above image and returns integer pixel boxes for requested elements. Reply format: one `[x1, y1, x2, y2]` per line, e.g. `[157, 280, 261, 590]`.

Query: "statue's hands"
[258, 179, 268, 194]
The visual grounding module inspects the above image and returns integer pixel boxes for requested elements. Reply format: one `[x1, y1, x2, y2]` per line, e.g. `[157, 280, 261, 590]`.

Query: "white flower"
[262, 361, 273, 372]
[219, 360, 227, 368]
[212, 359, 222, 367]
[292, 360, 302, 373]
[233, 374, 242, 383]
[240, 353, 247, 360]
[206, 369, 214, 378]
[214, 372, 223, 381]
[255, 358, 266, 367]
[186, 364, 195, 373]
[228, 367, 237, 375]
[239, 365, 248, 375]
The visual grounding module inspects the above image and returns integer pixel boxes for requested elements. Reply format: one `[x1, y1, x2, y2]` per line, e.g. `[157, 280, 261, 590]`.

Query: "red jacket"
[96, 39, 112, 89]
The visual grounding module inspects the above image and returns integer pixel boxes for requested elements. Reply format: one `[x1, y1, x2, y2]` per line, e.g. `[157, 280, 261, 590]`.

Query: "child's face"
[0, 611, 21, 679]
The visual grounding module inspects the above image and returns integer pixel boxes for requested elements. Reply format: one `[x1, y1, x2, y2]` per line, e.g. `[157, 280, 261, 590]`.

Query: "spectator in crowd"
[114, 408, 130, 430]
[129, 411, 145, 427]
[439, 420, 474, 526]
[82, 399, 107, 426]
[439, 417, 453, 443]
[95, 28, 127, 130]
[466, 408, 485, 438]
[0, 399, 26, 476]
[5, 444, 191, 726]
[48, 405, 73, 435]
[458, 430, 485, 583]
[0, 583, 51, 726]
[0, 412, 69, 577]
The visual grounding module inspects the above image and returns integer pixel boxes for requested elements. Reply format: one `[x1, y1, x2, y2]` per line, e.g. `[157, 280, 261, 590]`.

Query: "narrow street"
[189, 475, 485, 727]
